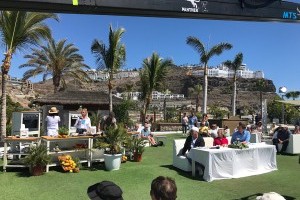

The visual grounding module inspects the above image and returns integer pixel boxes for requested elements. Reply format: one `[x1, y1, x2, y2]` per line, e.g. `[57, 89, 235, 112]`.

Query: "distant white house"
[192, 64, 264, 79]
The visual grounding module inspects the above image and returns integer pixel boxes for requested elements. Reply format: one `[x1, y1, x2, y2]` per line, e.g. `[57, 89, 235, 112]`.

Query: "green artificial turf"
[1, 134, 300, 200]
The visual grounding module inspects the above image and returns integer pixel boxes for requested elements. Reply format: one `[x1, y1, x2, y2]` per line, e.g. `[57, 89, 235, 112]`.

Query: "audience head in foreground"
[87, 181, 123, 200]
[150, 176, 177, 200]
[256, 192, 286, 200]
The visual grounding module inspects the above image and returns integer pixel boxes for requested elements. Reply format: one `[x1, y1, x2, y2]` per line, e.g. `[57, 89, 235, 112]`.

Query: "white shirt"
[46, 115, 60, 130]
[74, 116, 91, 130]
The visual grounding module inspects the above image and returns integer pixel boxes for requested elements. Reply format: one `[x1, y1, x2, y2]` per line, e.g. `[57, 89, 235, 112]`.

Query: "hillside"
[4, 66, 278, 112]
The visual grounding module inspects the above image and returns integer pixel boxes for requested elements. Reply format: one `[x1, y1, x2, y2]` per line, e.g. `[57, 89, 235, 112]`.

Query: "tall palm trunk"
[1, 51, 12, 138]
[143, 95, 151, 123]
[203, 64, 208, 114]
[108, 73, 113, 112]
[196, 96, 200, 112]
[232, 75, 237, 116]
[53, 74, 61, 93]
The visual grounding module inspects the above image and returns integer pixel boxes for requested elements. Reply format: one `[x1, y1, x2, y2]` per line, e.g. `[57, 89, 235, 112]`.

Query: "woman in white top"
[74, 108, 91, 135]
[46, 107, 61, 136]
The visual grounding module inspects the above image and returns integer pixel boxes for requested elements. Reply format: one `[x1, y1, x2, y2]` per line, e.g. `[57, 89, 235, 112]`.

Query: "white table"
[190, 143, 277, 182]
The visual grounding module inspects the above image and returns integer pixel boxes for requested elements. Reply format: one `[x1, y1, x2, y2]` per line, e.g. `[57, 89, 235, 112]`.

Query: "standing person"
[102, 111, 117, 132]
[150, 176, 177, 200]
[188, 112, 198, 130]
[181, 113, 188, 135]
[46, 107, 61, 137]
[74, 108, 91, 135]
[231, 122, 251, 144]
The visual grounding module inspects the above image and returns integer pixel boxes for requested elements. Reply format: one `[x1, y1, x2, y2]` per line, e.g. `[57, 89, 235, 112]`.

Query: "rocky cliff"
[3, 66, 278, 112]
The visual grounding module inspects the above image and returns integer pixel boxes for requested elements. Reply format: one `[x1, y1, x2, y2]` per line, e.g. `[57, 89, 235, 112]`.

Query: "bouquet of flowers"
[58, 154, 80, 173]
[228, 140, 249, 149]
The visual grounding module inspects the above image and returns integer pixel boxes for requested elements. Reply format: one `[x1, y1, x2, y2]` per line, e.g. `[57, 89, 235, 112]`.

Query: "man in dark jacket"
[181, 127, 205, 155]
[273, 125, 290, 154]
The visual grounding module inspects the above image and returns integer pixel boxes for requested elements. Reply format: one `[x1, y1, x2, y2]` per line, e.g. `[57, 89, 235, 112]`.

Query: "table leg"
[46, 140, 50, 173]
[88, 138, 91, 167]
[3, 141, 7, 172]
[192, 160, 195, 177]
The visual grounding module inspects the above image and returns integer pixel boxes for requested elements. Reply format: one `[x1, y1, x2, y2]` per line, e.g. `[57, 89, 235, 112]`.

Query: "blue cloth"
[141, 128, 151, 137]
[231, 130, 251, 144]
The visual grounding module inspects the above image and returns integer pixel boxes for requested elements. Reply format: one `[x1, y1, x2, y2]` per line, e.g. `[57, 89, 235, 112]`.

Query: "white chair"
[285, 134, 300, 154]
[173, 139, 192, 172]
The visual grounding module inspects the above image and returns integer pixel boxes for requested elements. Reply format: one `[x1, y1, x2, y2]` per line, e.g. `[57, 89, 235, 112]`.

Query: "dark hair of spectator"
[239, 122, 246, 129]
[150, 176, 177, 200]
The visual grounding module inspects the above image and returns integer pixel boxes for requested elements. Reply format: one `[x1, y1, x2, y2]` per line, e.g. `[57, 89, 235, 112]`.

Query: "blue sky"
[5, 13, 300, 93]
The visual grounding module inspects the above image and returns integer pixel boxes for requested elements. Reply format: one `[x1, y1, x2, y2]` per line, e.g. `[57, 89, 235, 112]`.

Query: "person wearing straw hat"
[46, 107, 61, 137]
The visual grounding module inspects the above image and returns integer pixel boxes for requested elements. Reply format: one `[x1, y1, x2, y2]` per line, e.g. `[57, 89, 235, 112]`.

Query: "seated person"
[269, 122, 278, 136]
[223, 125, 230, 137]
[293, 125, 300, 134]
[231, 122, 251, 144]
[135, 123, 144, 133]
[180, 127, 205, 177]
[199, 121, 209, 137]
[213, 128, 228, 147]
[250, 124, 262, 143]
[181, 127, 205, 156]
[141, 123, 157, 146]
[209, 124, 218, 138]
[87, 181, 123, 200]
[272, 125, 290, 154]
[150, 176, 177, 200]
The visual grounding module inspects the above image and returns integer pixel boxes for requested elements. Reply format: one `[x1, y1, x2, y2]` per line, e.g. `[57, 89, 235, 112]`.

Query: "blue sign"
[282, 11, 298, 19]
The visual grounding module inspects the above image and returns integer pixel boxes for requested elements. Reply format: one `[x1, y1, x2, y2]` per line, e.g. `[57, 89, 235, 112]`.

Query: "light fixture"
[279, 86, 287, 93]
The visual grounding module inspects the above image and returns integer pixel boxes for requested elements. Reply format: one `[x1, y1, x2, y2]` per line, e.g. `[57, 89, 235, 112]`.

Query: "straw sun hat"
[48, 107, 59, 114]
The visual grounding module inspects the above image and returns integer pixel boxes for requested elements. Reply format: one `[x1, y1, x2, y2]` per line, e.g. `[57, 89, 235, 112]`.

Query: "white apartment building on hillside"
[123, 91, 184, 101]
[86, 69, 139, 81]
[192, 64, 264, 79]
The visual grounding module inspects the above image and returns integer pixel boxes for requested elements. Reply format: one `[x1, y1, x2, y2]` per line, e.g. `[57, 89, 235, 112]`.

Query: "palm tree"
[140, 52, 173, 122]
[19, 38, 91, 93]
[186, 37, 232, 114]
[285, 91, 300, 100]
[223, 52, 243, 116]
[91, 25, 126, 112]
[188, 84, 202, 112]
[0, 11, 58, 137]
[125, 83, 134, 100]
[256, 78, 267, 118]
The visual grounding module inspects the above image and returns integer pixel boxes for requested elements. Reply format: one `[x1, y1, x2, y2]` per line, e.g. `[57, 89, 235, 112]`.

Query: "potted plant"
[23, 144, 51, 176]
[58, 126, 69, 138]
[95, 125, 129, 171]
[129, 137, 146, 162]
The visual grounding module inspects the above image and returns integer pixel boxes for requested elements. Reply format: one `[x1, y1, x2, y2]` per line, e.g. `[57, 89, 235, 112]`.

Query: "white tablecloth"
[190, 143, 277, 182]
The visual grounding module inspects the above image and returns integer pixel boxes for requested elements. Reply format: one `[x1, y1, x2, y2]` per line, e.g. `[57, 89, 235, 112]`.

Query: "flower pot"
[134, 152, 142, 162]
[104, 154, 122, 171]
[30, 165, 45, 176]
